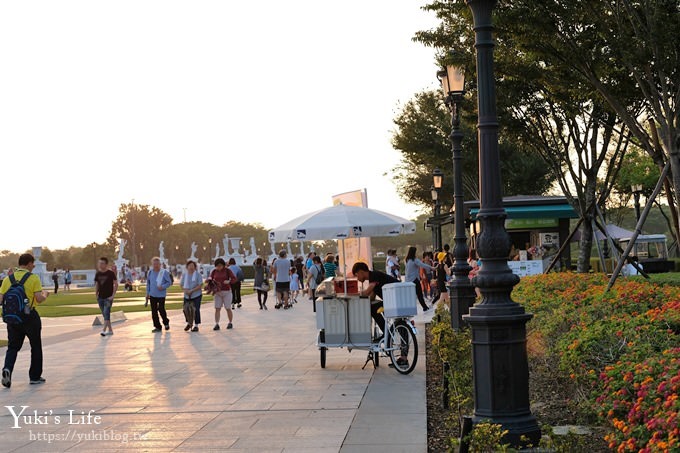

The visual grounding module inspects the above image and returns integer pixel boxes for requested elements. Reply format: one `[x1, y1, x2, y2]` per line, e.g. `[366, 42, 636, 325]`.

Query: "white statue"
[190, 242, 198, 260]
[118, 238, 127, 261]
[299, 241, 305, 256]
[249, 237, 256, 256]
[159, 241, 165, 261]
[214, 243, 221, 260]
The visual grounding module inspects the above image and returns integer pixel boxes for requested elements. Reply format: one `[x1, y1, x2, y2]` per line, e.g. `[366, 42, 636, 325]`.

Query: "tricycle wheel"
[320, 347, 327, 368]
[387, 320, 418, 375]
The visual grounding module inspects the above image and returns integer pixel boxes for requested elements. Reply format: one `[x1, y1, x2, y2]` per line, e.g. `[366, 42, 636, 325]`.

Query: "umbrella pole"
[342, 239, 348, 294]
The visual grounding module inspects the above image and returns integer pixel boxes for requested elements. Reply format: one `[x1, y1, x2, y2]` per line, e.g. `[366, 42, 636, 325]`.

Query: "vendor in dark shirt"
[352, 262, 399, 334]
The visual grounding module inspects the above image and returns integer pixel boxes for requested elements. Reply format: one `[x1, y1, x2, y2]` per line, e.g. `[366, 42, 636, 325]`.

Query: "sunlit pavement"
[0, 294, 427, 452]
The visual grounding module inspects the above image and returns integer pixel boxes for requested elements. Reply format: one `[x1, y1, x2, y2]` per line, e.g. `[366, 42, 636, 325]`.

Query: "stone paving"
[0, 293, 428, 452]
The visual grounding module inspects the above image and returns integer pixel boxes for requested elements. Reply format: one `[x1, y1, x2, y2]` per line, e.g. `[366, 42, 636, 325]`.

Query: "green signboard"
[505, 218, 559, 230]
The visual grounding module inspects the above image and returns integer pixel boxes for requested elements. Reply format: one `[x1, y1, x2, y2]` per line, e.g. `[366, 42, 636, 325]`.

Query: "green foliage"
[465, 422, 510, 452]
[413, 0, 634, 274]
[107, 203, 174, 266]
[613, 150, 660, 198]
[415, 0, 680, 250]
[391, 89, 554, 210]
[430, 304, 473, 441]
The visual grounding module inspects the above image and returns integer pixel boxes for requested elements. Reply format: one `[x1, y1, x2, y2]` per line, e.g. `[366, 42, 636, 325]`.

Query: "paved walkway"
[0, 293, 429, 452]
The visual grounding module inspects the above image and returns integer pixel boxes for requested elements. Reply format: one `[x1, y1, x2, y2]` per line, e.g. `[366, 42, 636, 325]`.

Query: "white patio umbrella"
[268, 203, 416, 293]
[268, 203, 416, 242]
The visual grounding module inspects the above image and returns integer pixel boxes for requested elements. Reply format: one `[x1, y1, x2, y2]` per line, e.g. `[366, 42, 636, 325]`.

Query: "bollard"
[459, 415, 473, 453]
[442, 361, 450, 409]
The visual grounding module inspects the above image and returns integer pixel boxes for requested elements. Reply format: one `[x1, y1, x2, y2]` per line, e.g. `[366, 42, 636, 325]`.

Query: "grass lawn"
[2, 283, 254, 318]
[30, 284, 254, 317]
[36, 302, 188, 317]
[633, 272, 680, 286]
[0, 340, 6, 348]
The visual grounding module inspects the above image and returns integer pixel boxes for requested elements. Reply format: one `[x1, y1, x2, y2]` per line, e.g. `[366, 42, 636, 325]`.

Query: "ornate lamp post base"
[465, 306, 540, 446]
[449, 279, 476, 331]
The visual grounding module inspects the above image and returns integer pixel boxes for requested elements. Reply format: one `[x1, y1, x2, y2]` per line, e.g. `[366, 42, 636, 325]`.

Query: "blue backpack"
[2, 273, 32, 324]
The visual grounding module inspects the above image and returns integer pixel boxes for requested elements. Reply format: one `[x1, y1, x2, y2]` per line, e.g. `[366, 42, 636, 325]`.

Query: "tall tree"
[413, 0, 637, 271]
[566, 0, 680, 242]
[107, 203, 173, 266]
[510, 95, 629, 271]
[391, 90, 554, 211]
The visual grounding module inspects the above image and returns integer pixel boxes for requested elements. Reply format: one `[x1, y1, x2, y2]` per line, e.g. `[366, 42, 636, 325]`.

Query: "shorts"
[276, 282, 290, 295]
[214, 290, 233, 309]
[97, 297, 112, 321]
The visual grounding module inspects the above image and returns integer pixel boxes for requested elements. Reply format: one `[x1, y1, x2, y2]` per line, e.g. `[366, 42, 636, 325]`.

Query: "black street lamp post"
[438, 60, 476, 331]
[462, 0, 541, 447]
[432, 168, 444, 251]
[632, 184, 643, 222]
[430, 186, 438, 251]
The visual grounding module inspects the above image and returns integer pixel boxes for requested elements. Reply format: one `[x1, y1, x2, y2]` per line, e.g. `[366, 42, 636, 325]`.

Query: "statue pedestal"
[33, 260, 49, 286]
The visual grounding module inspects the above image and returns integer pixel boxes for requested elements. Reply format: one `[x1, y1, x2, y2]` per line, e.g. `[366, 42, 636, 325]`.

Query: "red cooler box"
[334, 278, 359, 295]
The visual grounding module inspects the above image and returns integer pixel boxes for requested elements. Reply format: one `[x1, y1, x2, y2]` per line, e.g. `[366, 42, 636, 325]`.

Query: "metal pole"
[449, 93, 476, 331]
[634, 192, 642, 222]
[435, 201, 442, 251]
[607, 162, 670, 291]
[592, 219, 607, 273]
[544, 217, 583, 274]
[462, 0, 541, 447]
[595, 205, 619, 270]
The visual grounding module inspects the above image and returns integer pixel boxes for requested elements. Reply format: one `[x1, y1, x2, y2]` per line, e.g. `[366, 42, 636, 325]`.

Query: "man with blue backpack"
[1, 253, 49, 388]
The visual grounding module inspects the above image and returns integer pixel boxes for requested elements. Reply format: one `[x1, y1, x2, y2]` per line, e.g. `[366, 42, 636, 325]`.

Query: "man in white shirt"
[273, 250, 292, 309]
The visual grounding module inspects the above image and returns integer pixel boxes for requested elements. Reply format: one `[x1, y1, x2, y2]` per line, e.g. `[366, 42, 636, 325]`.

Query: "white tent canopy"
[268, 203, 416, 243]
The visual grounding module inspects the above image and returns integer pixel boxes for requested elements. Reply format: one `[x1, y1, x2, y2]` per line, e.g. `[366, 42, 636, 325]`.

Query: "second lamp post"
[437, 61, 475, 330]
[438, 60, 476, 330]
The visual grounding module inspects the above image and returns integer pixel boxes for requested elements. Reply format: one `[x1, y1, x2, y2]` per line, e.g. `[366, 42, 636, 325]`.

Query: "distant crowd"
[1, 244, 480, 389]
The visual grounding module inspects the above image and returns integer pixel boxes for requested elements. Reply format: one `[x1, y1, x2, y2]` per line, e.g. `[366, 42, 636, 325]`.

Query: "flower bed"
[514, 273, 680, 452]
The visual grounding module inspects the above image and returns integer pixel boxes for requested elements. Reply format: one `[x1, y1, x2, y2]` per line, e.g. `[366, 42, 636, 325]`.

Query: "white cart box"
[317, 297, 371, 345]
[382, 282, 417, 318]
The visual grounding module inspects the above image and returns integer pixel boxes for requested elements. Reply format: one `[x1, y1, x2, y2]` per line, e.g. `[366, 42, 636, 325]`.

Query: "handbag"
[261, 280, 270, 292]
[183, 297, 196, 322]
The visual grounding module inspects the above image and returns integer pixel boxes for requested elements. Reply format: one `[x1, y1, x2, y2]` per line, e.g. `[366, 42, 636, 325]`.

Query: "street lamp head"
[445, 63, 465, 95]
[431, 186, 439, 202]
[208, 238, 212, 244]
[631, 184, 643, 193]
[433, 168, 444, 189]
[437, 51, 466, 97]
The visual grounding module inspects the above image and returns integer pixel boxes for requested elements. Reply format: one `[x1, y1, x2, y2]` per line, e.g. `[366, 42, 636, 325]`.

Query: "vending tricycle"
[315, 280, 418, 375]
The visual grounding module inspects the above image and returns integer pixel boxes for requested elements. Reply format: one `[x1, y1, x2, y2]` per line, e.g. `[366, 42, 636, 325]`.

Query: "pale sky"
[0, 1, 440, 252]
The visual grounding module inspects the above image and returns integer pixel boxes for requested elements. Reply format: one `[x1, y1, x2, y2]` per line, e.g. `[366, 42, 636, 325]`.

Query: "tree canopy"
[391, 90, 554, 211]
[408, 0, 679, 267]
